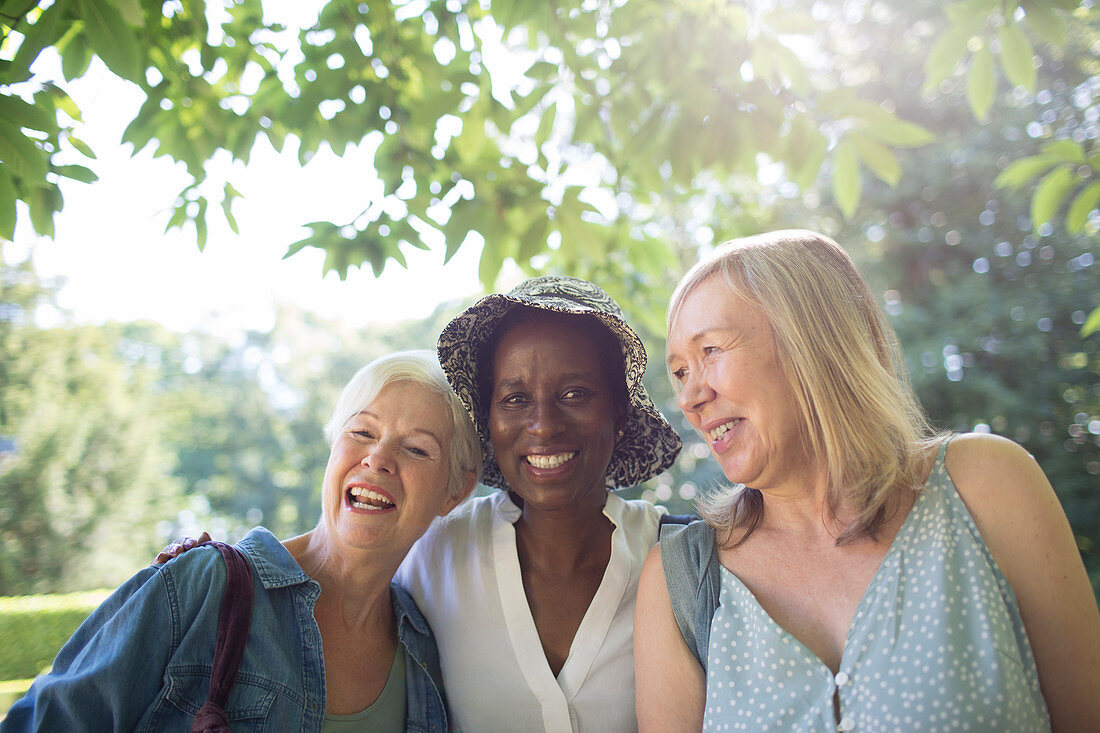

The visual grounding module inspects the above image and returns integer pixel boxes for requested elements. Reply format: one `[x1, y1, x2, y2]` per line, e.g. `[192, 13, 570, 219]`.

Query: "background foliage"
[0, 0, 1097, 602]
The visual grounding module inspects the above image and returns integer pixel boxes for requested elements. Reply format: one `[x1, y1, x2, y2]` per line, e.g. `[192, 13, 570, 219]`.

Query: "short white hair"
[325, 350, 481, 499]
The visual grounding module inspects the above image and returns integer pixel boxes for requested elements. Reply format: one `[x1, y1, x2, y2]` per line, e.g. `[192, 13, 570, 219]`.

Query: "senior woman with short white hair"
[4, 350, 480, 732]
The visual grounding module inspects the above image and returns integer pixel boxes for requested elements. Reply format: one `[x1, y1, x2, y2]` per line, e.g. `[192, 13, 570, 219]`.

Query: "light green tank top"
[322, 648, 407, 733]
[704, 438, 1051, 731]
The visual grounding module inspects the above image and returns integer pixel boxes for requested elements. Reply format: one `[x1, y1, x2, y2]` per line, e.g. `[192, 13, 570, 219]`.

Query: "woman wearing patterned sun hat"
[396, 275, 682, 732]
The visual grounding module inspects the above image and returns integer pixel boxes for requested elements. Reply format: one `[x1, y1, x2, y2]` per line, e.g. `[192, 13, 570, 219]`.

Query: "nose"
[676, 369, 714, 416]
[527, 396, 565, 438]
[361, 441, 396, 474]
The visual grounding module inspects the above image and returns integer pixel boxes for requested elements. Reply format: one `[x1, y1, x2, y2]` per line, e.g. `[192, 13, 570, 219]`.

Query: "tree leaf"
[535, 101, 557, 150]
[222, 183, 239, 235]
[195, 197, 208, 251]
[993, 154, 1061, 190]
[944, 0, 998, 26]
[857, 115, 935, 148]
[0, 165, 16, 241]
[27, 185, 61, 237]
[54, 164, 98, 184]
[1021, 0, 1066, 46]
[0, 120, 50, 184]
[1065, 181, 1100, 234]
[113, 0, 144, 26]
[768, 40, 812, 93]
[77, 0, 143, 81]
[997, 21, 1036, 91]
[851, 134, 901, 186]
[1039, 139, 1085, 163]
[66, 135, 96, 159]
[0, 94, 57, 134]
[1082, 306, 1100, 338]
[165, 203, 187, 234]
[1030, 164, 1077, 231]
[60, 32, 92, 81]
[9, 0, 72, 82]
[832, 138, 861, 219]
[478, 228, 504, 290]
[517, 216, 549, 262]
[48, 86, 83, 122]
[966, 44, 995, 122]
[923, 26, 971, 90]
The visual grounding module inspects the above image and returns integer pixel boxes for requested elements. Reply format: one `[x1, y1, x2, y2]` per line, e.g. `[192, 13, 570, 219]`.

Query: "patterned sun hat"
[437, 275, 682, 491]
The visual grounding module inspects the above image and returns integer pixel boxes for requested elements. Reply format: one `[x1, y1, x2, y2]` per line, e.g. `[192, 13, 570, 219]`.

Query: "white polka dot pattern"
[701, 441, 1051, 732]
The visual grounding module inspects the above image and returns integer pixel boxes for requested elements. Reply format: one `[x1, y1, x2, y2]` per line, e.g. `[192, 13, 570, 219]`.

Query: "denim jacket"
[2, 527, 449, 732]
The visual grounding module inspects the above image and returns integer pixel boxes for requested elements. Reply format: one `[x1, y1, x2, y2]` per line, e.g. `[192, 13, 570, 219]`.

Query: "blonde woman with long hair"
[635, 230, 1100, 732]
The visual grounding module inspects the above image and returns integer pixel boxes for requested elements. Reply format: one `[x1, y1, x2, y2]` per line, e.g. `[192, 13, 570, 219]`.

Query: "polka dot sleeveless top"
[703, 439, 1051, 732]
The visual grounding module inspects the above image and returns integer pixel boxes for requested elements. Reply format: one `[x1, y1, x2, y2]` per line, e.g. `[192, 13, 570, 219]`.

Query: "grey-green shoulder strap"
[657, 519, 719, 668]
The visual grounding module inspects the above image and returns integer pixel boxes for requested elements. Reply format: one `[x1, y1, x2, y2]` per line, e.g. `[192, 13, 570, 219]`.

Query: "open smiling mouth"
[347, 487, 395, 511]
[525, 452, 576, 469]
[709, 419, 743, 443]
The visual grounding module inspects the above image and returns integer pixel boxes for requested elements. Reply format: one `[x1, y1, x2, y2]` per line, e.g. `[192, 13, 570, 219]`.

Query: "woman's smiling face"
[666, 275, 813, 494]
[487, 313, 622, 514]
[322, 380, 461, 555]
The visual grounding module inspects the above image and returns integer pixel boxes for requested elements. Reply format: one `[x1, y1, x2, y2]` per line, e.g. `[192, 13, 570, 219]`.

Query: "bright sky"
[11, 56, 485, 338]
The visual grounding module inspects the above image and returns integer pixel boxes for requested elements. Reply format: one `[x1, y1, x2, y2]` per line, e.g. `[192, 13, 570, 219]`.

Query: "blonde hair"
[325, 350, 481, 499]
[668, 230, 942, 545]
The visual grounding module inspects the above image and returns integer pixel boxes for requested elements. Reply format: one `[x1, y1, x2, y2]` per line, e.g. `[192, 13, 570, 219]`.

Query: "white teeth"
[526, 452, 576, 469]
[709, 420, 740, 442]
[348, 487, 395, 510]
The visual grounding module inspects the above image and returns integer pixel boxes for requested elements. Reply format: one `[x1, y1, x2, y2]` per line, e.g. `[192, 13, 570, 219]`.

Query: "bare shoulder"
[943, 431, 1042, 487]
[943, 432, 1054, 523]
[942, 432, 1071, 586]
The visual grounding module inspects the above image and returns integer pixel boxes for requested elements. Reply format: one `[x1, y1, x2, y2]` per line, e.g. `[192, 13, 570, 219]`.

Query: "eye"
[562, 387, 591, 400]
[406, 445, 430, 458]
[670, 366, 688, 382]
[702, 345, 719, 357]
[500, 392, 529, 407]
[351, 428, 375, 440]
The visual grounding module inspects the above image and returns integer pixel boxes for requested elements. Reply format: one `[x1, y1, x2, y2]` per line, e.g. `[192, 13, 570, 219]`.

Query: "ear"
[439, 471, 477, 517]
[614, 407, 629, 443]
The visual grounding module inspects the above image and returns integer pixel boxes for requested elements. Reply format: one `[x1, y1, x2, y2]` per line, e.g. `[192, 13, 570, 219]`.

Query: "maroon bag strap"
[190, 541, 254, 733]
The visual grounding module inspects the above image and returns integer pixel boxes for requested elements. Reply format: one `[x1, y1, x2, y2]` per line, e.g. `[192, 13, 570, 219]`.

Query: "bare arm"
[946, 432, 1100, 732]
[634, 543, 706, 733]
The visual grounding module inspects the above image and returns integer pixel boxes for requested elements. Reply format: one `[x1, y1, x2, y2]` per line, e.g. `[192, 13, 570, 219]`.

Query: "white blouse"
[396, 491, 664, 733]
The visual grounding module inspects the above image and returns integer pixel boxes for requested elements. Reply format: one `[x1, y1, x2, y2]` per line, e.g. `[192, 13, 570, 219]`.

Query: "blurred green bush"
[0, 591, 109, 680]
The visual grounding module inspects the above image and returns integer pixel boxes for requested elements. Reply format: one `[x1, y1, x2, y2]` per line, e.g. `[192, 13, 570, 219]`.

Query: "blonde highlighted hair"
[668, 230, 943, 545]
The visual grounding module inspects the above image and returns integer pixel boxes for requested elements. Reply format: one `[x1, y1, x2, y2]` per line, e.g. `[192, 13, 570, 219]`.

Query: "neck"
[750, 466, 852, 542]
[512, 491, 615, 572]
[284, 528, 397, 629]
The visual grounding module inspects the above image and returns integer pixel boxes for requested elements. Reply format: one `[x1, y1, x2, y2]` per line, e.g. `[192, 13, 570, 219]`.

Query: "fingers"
[152, 543, 180, 566]
[151, 533, 212, 566]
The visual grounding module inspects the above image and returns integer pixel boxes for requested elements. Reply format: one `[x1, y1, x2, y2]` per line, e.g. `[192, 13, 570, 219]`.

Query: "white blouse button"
[835, 671, 850, 687]
[837, 715, 856, 731]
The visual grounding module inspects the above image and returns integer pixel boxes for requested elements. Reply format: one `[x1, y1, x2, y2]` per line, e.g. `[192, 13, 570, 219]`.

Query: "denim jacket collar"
[237, 527, 315, 590]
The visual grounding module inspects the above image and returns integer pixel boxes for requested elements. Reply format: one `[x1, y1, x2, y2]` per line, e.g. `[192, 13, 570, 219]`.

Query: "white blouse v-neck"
[397, 491, 663, 732]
